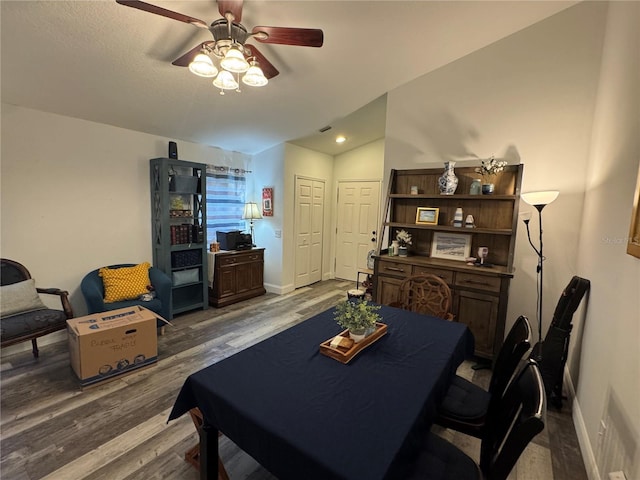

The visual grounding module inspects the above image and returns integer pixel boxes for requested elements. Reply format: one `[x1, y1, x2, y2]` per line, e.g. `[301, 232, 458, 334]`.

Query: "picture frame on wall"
[416, 207, 439, 225]
[431, 232, 472, 261]
[262, 187, 273, 217]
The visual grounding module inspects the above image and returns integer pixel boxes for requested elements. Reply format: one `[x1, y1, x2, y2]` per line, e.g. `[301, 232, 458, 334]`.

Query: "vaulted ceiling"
[1, 1, 576, 156]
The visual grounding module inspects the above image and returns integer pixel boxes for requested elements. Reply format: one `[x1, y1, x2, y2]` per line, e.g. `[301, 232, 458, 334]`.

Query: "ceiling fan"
[116, 0, 324, 93]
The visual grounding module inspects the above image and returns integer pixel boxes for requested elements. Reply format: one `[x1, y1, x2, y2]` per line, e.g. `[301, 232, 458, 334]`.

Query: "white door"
[335, 181, 381, 281]
[309, 181, 324, 284]
[295, 177, 325, 288]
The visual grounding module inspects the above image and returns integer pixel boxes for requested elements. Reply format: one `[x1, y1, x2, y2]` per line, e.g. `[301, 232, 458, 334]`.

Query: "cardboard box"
[67, 306, 161, 387]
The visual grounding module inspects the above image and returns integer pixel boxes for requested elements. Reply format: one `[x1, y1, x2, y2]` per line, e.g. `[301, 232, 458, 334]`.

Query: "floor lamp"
[521, 190, 559, 361]
[242, 202, 262, 246]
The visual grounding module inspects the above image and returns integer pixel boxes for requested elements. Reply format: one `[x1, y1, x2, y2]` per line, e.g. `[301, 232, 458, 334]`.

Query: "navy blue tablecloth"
[169, 305, 474, 480]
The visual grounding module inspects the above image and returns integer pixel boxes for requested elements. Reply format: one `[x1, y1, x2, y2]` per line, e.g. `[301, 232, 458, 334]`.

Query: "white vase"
[389, 240, 399, 256]
[438, 161, 458, 195]
[453, 207, 463, 227]
[349, 328, 366, 343]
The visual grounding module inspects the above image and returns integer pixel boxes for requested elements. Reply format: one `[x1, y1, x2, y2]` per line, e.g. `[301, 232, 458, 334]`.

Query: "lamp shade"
[220, 46, 250, 73]
[242, 202, 262, 220]
[242, 64, 268, 87]
[189, 52, 218, 78]
[213, 70, 239, 90]
[522, 191, 559, 207]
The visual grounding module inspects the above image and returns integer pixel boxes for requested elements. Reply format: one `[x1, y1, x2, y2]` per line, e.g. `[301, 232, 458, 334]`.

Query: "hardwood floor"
[1, 279, 587, 479]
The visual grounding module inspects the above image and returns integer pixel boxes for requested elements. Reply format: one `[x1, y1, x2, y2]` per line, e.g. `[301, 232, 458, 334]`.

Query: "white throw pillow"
[0, 279, 47, 317]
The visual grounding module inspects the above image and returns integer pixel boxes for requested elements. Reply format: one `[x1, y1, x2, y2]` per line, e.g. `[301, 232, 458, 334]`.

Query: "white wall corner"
[264, 283, 295, 296]
[567, 368, 602, 480]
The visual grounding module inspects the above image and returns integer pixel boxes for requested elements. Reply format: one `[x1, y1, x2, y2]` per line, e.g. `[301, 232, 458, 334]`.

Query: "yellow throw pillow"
[99, 262, 151, 303]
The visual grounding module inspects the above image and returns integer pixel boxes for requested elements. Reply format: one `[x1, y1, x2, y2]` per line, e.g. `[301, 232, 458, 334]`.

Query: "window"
[205, 166, 246, 244]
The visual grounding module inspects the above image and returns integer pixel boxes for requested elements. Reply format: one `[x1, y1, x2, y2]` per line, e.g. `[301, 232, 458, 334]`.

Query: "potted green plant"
[334, 298, 382, 343]
[475, 155, 507, 194]
[396, 229, 412, 256]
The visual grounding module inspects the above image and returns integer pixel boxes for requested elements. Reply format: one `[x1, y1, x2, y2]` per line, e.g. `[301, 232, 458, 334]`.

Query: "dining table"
[168, 304, 474, 480]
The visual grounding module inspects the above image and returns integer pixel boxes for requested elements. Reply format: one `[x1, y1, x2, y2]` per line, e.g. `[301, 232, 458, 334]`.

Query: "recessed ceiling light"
[335, 135, 347, 144]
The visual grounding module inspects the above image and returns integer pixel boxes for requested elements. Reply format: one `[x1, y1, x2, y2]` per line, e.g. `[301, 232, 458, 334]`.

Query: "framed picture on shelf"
[416, 207, 439, 225]
[431, 232, 472, 261]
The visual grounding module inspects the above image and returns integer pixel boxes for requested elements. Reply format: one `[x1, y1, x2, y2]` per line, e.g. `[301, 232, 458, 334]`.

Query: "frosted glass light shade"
[242, 65, 268, 87]
[220, 47, 250, 73]
[522, 191, 559, 207]
[189, 53, 218, 77]
[213, 70, 238, 90]
[242, 202, 262, 220]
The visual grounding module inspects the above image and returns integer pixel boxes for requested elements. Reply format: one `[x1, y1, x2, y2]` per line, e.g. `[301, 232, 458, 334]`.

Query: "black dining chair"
[409, 359, 546, 480]
[435, 315, 532, 438]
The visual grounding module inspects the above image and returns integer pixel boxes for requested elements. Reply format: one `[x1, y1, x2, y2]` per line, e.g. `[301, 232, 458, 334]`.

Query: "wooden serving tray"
[320, 322, 388, 364]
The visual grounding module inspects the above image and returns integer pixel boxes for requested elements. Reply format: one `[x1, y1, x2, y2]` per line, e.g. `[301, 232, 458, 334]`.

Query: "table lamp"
[521, 190, 559, 360]
[242, 202, 262, 245]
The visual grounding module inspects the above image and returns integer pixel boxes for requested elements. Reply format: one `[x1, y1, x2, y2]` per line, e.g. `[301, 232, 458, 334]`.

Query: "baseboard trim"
[264, 283, 295, 295]
[565, 368, 601, 480]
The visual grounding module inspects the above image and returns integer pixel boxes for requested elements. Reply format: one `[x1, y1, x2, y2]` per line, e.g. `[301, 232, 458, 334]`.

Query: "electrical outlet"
[608, 472, 626, 480]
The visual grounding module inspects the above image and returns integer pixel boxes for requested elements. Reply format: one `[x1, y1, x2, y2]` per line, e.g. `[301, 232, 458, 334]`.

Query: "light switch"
[275, 229, 282, 238]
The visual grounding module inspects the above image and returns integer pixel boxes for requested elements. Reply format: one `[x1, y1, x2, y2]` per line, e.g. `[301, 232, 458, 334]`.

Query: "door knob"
[372, 230, 376, 235]
[371, 237, 376, 242]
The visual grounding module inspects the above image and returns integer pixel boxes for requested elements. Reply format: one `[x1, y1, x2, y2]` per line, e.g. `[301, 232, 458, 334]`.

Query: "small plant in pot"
[334, 298, 382, 343]
[474, 155, 507, 195]
[395, 229, 412, 257]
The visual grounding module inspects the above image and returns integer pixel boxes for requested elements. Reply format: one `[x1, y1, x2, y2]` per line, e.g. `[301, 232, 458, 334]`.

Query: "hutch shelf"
[373, 165, 523, 360]
[150, 158, 208, 316]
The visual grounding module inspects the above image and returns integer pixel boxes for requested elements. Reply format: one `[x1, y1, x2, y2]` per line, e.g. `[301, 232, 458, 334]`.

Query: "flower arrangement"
[396, 229, 412, 247]
[334, 298, 381, 333]
[475, 156, 508, 183]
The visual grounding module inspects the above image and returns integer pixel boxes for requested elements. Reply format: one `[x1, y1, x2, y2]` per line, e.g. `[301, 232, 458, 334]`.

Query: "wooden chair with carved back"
[390, 273, 454, 321]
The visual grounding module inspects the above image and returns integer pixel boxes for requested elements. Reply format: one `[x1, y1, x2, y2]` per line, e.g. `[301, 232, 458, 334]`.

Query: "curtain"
[205, 166, 248, 245]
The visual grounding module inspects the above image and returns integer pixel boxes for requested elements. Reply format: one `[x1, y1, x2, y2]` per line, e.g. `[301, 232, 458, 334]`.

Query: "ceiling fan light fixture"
[220, 46, 250, 73]
[213, 70, 239, 91]
[189, 52, 218, 77]
[115, 1, 325, 96]
[242, 63, 268, 87]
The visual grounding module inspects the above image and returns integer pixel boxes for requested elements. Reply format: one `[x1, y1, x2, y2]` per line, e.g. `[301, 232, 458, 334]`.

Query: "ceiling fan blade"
[244, 43, 279, 79]
[252, 26, 323, 47]
[116, 0, 209, 29]
[172, 41, 214, 67]
[217, 0, 243, 23]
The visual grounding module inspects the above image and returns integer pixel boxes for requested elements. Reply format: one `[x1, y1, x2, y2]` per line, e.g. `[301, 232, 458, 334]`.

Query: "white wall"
[384, 2, 640, 478]
[251, 143, 286, 293]
[0, 104, 249, 321]
[252, 139, 385, 293]
[385, 1, 606, 344]
[573, 2, 640, 479]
